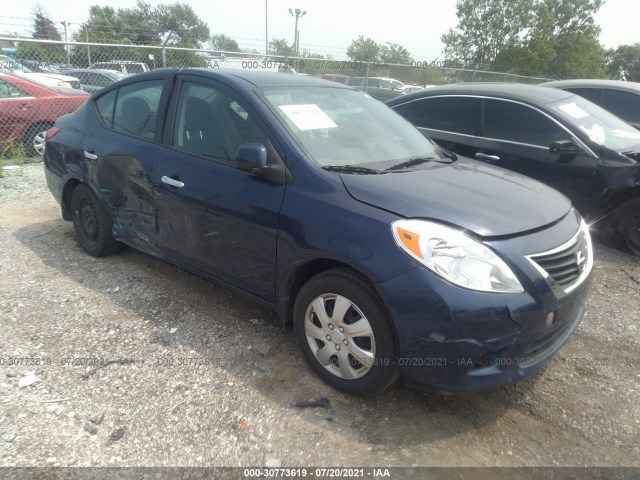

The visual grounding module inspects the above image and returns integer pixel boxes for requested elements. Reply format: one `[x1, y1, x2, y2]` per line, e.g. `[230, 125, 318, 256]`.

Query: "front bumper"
[377, 212, 593, 394]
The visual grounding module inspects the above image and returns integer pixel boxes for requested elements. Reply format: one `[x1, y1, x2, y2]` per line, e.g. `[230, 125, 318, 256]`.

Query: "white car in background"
[0, 55, 81, 90]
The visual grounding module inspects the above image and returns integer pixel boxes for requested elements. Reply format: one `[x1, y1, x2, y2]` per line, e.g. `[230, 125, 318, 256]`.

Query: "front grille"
[531, 239, 582, 286]
[526, 223, 592, 296]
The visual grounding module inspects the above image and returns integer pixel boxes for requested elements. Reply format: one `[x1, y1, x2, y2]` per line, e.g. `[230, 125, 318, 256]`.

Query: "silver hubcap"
[304, 294, 375, 380]
[33, 130, 46, 156]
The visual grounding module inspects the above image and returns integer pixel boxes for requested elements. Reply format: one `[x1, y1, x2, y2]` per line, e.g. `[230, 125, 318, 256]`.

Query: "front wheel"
[70, 184, 121, 257]
[601, 198, 640, 256]
[293, 268, 399, 396]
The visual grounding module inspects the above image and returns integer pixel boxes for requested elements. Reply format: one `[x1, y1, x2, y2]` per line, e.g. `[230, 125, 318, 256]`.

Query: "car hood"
[340, 157, 572, 237]
[23, 72, 78, 83]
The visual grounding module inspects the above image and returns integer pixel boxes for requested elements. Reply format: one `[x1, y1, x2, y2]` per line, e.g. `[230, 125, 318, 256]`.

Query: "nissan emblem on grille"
[576, 250, 587, 271]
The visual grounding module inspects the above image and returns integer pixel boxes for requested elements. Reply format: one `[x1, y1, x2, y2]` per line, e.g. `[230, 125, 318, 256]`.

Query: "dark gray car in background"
[387, 83, 640, 255]
[65, 69, 127, 94]
[543, 79, 640, 130]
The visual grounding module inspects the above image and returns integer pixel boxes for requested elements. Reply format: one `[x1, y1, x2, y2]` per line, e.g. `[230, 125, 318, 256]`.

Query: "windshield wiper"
[385, 156, 436, 171]
[322, 165, 386, 174]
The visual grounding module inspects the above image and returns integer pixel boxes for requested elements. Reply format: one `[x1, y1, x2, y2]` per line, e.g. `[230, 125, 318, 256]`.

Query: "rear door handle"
[161, 176, 185, 188]
[83, 150, 98, 160]
[475, 152, 501, 162]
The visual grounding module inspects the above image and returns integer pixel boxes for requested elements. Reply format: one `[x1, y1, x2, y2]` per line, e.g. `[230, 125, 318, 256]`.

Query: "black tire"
[601, 198, 640, 256]
[70, 184, 121, 257]
[293, 268, 400, 396]
[23, 123, 52, 157]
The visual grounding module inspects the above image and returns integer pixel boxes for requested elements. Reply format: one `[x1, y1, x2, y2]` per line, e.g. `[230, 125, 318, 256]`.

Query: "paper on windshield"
[278, 104, 338, 131]
[558, 102, 589, 119]
[611, 128, 640, 139]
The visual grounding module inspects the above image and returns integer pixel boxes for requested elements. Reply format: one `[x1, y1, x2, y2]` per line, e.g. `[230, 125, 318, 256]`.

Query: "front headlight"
[392, 220, 524, 293]
[56, 81, 72, 88]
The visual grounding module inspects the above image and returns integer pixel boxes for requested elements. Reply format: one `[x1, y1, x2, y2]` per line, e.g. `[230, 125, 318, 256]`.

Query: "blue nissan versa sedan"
[43, 69, 593, 395]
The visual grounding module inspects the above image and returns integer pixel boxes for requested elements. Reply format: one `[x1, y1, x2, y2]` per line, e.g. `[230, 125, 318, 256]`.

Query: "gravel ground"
[0, 162, 639, 469]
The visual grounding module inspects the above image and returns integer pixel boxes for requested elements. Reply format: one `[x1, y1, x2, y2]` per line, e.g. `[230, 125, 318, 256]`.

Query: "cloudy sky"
[0, 0, 637, 59]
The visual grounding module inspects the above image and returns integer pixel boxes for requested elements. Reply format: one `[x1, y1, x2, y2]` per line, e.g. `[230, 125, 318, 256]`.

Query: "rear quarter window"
[95, 90, 116, 127]
[411, 97, 480, 135]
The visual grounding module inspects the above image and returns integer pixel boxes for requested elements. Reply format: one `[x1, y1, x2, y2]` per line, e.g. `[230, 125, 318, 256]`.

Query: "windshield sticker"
[558, 102, 589, 119]
[611, 128, 640, 140]
[278, 104, 338, 131]
[579, 124, 606, 145]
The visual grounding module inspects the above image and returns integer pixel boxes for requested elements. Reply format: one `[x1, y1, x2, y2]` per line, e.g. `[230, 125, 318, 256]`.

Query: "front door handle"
[83, 150, 98, 160]
[475, 152, 501, 162]
[161, 176, 185, 188]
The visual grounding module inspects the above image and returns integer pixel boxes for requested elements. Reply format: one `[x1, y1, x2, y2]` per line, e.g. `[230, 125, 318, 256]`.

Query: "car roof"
[66, 68, 121, 75]
[387, 82, 575, 106]
[119, 68, 348, 89]
[542, 79, 640, 92]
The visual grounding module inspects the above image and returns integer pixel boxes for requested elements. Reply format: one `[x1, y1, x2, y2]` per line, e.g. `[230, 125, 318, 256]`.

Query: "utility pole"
[85, 25, 91, 66]
[265, 0, 269, 56]
[60, 20, 71, 65]
[288, 8, 306, 57]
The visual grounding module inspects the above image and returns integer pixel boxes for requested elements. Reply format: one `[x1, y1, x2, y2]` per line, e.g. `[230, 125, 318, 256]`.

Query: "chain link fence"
[0, 37, 554, 160]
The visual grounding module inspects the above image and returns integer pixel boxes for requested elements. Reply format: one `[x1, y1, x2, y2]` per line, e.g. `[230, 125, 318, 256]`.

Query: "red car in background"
[0, 72, 89, 156]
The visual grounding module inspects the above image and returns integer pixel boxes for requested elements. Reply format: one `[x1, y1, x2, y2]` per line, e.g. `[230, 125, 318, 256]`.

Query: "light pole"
[288, 8, 306, 57]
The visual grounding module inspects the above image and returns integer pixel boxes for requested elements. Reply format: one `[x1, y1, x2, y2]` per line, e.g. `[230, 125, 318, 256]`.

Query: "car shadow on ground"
[15, 217, 543, 450]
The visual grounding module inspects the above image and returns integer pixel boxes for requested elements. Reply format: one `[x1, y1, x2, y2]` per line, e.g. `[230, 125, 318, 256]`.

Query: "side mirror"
[550, 140, 580, 156]
[235, 143, 269, 174]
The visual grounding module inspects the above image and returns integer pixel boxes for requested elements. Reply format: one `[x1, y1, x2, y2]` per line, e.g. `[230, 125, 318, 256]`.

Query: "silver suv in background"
[89, 61, 148, 75]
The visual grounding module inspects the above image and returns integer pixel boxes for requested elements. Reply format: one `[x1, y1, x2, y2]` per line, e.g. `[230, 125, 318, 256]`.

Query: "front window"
[483, 99, 570, 146]
[126, 64, 146, 74]
[0, 79, 27, 98]
[261, 86, 446, 169]
[550, 95, 640, 151]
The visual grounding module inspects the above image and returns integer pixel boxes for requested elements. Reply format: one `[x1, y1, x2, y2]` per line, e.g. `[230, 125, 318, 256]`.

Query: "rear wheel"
[70, 184, 121, 257]
[23, 123, 52, 156]
[293, 268, 399, 396]
[601, 198, 640, 256]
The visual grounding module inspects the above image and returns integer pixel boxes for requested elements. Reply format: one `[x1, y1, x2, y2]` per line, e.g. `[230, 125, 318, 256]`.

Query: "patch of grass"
[0, 140, 27, 177]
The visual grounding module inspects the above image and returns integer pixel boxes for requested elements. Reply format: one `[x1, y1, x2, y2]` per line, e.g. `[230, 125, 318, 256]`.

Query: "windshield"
[550, 95, 640, 151]
[0, 56, 33, 73]
[262, 86, 445, 169]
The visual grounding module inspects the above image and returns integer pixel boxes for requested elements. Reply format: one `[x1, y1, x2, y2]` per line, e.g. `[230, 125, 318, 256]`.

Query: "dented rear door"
[81, 76, 172, 255]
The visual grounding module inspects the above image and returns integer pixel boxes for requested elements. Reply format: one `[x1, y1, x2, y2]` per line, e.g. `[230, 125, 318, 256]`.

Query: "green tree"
[71, 2, 209, 67]
[346, 36, 380, 62]
[32, 4, 62, 41]
[15, 5, 64, 63]
[210, 34, 240, 52]
[444, 0, 606, 78]
[73, 2, 208, 47]
[269, 38, 291, 59]
[154, 2, 210, 48]
[441, 0, 532, 68]
[530, 0, 605, 77]
[606, 43, 640, 81]
[379, 43, 412, 64]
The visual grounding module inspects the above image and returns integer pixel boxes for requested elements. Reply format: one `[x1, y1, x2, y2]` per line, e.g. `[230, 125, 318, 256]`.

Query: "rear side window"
[565, 87, 601, 104]
[83, 72, 111, 87]
[482, 99, 569, 146]
[125, 64, 146, 74]
[112, 80, 164, 140]
[95, 90, 116, 127]
[410, 97, 480, 135]
[600, 89, 640, 122]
